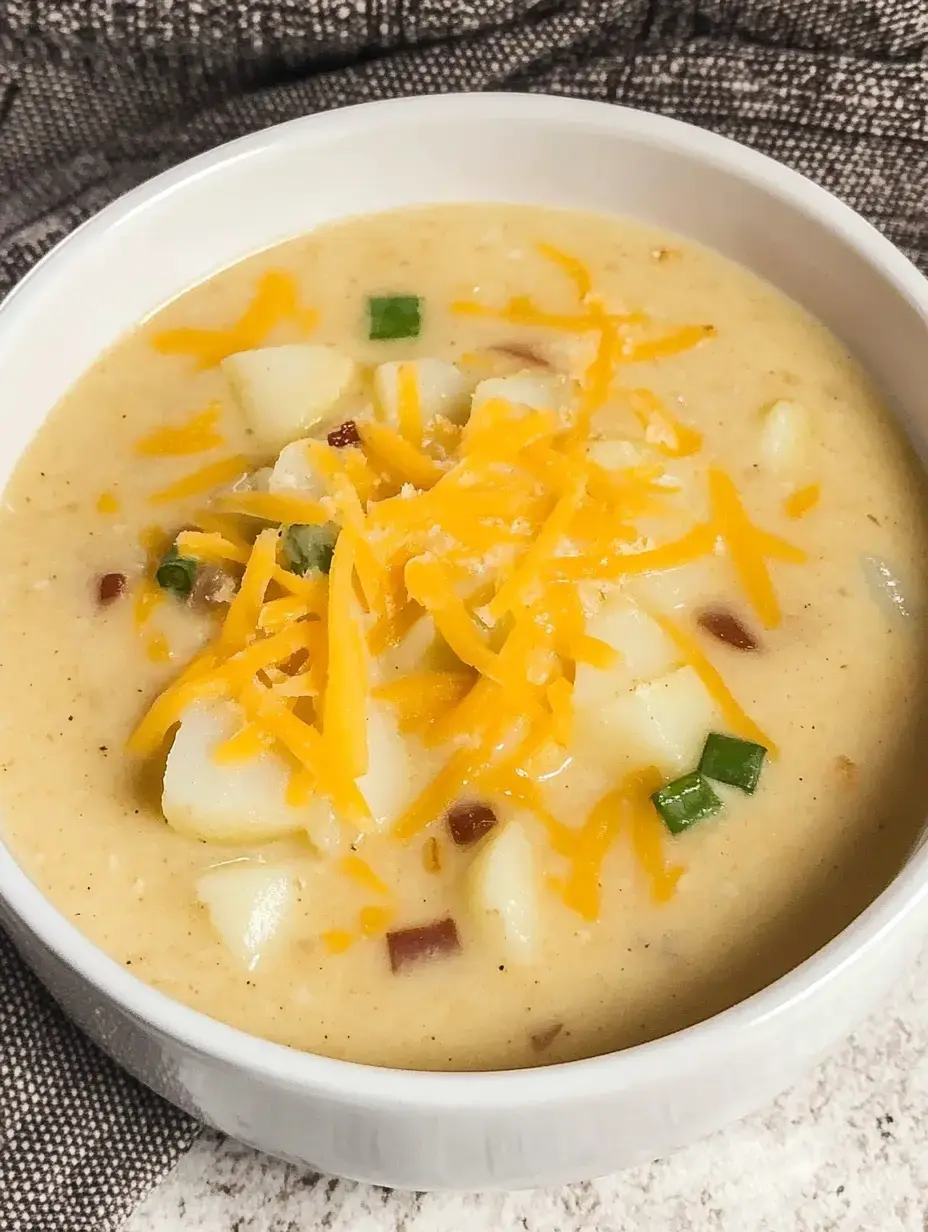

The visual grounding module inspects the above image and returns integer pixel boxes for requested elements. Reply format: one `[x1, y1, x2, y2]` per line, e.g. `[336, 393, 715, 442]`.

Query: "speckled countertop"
[124, 943, 928, 1232]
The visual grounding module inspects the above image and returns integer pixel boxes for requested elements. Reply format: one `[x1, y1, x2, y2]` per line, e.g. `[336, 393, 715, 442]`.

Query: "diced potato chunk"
[579, 665, 721, 776]
[268, 438, 325, 498]
[302, 797, 347, 855]
[586, 438, 653, 471]
[357, 702, 419, 830]
[471, 372, 565, 417]
[162, 702, 308, 843]
[590, 596, 677, 679]
[374, 359, 471, 428]
[573, 597, 677, 709]
[222, 344, 358, 452]
[469, 818, 537, 963]
[759, 399, 810, 475]
[628, 558, 729, 616]
[197, 861, 295, 970]
[374, 614, 439, 681]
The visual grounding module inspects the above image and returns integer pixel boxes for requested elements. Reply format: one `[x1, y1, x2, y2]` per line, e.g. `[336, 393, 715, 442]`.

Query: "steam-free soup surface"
[1, 205, 927, 1071]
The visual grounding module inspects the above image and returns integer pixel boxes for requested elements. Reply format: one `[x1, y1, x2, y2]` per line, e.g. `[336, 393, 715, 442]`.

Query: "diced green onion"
[282, 523, 338, 576]
[367, 295, 422, 341]
[155, 545, 198, 598]
[698, 732, 767, 793]
[652, 771, 723, 835]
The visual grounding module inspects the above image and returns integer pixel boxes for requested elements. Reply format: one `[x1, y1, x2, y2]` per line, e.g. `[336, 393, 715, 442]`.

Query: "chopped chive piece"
[652, 771, 723, 835]
[699, 732, 767, 793]
[368, 294, 422, 341]
[282, 522, 338, 576]
[155, 545, 198, 598]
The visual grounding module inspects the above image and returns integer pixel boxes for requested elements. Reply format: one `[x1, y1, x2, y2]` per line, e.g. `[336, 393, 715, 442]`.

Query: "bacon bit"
[530, 1023, 563, 1052]
[422, 835, 443, 874]
[446, 800, 498, 846]
[96, 572, 127, 606]
[696, 607, 760, 651]
[488, 343, 551, 369]
[386, 917, 461, 973]
[835, 755, 859, 786]
[327, 420, 361, 448]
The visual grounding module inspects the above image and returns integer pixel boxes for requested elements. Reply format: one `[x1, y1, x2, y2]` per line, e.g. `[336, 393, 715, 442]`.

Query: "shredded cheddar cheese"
[136, 403, 224, 456]
[128, 237, 806, 917]
[785, 483, 821, 519]
[175, 530, 250, 567]
[145, 633, 171, 663]
[373, 670, 475, 735]
[359, 905, 394, 935]
[630, 389, 703, 458]
[339, 854, 389, 896]
[322, 929, 355, 954]
[652, 610, 776, 754]
[357, 420, 444, 490]
[219, 528, 279, 653]
[708, 466, 804, 629]
[322, 532, 369, 780]
[396, 362, 424, 447]
[96, 491, 120, 514]
[217, 491, 328, 525]
[153, 270, 318, 369]
[150, 455, 248, 504]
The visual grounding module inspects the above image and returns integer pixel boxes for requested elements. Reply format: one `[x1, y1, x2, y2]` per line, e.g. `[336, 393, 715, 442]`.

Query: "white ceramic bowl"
[2, 93, 928, 1192]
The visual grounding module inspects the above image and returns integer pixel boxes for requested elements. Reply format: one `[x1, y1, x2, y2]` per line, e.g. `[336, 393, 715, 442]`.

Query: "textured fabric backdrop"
[0, 2, 925, 1230]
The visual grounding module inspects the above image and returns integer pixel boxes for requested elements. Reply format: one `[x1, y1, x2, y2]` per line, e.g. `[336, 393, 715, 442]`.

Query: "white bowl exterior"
[2, 93, 928, 1189]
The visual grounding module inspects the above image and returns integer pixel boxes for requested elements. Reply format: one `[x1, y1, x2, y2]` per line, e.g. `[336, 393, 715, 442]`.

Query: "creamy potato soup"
[2, 205, 927, 1071]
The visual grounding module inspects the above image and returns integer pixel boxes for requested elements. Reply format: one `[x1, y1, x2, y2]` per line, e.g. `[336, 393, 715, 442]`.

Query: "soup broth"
[1, 205, 927, 1070]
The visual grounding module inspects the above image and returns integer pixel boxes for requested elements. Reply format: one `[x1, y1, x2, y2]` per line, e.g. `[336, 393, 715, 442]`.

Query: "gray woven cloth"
[0, 2, 925, 1229]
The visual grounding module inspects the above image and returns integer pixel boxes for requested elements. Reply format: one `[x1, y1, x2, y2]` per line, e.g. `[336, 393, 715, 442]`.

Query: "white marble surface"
[125, 944, 928, 1232]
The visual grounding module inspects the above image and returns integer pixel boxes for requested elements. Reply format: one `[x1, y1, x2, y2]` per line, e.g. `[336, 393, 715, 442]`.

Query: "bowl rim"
[2, 89, 928, 1109]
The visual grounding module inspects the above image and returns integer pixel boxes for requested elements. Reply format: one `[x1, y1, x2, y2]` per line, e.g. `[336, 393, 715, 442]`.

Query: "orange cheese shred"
[217, 491, 328, 525]
[136, 402, 224, 457]
[357, 420, 444, 490]
[339, 855, 389, 896]
[96, 491, 120, 514]
[152, 270, 318, 369]
[322, 532, 369, 780]
[175, 530, 250, 567]
[149, 455, 248, 505]
[624, 323, 715, 363]
[212, 722, 272, 765]
[396, 362, 424, 447]
[553, 521, 716, 583]
[126, 650, 227, 756]
[708, 466, 806, 629]
[218, 527, 279, 653]
[487, 477, 586, 621]
[373, 670, 475, 735]
[359, 905, 394, 935]
[651, 610, 776, 754]
[618, 766, 685, 902]
[322, 930, 355, 955]
[784, 483, 821, 520]
[630, 389, 703, 458]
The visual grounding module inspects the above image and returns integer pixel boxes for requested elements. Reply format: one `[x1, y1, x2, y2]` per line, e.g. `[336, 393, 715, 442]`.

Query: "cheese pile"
[128, 244, 806, 920]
